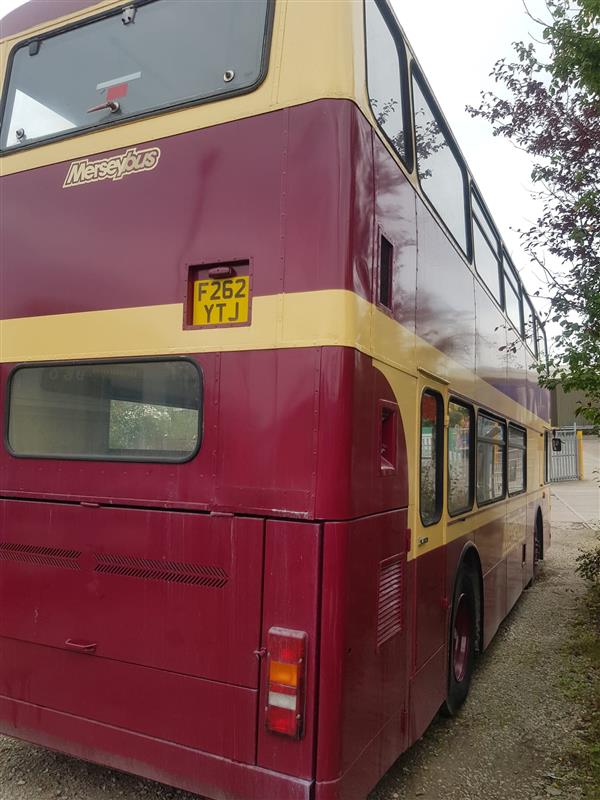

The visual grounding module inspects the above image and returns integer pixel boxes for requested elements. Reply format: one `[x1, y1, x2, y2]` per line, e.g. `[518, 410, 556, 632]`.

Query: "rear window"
[0, 0, 271, 150]
[7, 360, 202, 462]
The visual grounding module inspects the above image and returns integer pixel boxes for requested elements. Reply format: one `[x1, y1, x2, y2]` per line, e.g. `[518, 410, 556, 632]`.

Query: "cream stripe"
[0, 289, 548, 430]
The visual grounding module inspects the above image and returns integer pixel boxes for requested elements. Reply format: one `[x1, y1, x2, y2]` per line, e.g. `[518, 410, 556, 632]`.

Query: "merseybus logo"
[63, 146, 161, 188]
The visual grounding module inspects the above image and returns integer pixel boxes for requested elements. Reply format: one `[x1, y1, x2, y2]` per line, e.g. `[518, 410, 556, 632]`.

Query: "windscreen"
[0, 0, 270, 150]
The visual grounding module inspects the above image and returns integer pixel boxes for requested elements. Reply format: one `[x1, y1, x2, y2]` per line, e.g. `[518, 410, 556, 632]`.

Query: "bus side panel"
[414, 198, 476, 378]
[256, 520, 321, 780]
[215, 348, 321, 517]
[475, 515, 508, 648]
[506, 497, 528, 612]
[0, 696, 312, 800]
[315, 349, 409, 520]
[373, 127, 418, 338]
[316, 511, 409, 798]
[0, 501, 264, 687]
[475, 282, 509, 404]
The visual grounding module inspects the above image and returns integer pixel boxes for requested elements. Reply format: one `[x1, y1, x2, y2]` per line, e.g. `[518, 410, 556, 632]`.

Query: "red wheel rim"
[453, 593, 471, 682]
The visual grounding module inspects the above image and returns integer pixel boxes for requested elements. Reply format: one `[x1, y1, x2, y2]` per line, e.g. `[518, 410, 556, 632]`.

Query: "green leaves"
[470, 0, 599, 425]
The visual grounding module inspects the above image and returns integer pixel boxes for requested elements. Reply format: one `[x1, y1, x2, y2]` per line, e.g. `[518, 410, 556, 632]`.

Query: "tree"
[468, 0, 600, 425]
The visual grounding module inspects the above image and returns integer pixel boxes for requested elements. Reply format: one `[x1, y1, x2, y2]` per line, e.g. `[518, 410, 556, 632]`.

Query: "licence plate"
[192, 276, 250, 327]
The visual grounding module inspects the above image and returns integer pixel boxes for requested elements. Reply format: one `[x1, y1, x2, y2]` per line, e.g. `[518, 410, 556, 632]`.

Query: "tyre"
[441, 567, 477, 716]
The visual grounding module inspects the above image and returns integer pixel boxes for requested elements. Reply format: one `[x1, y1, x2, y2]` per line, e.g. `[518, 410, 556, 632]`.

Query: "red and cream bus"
[0, 1, 551, 798]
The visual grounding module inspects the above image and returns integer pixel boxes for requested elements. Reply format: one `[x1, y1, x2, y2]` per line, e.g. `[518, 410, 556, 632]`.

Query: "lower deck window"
[508, 425, 527, 495]
[477, 413, 506, 505]
[420, 390, 443, 525]
[448, 400, 474, 515]
[7, 359, 201, 462]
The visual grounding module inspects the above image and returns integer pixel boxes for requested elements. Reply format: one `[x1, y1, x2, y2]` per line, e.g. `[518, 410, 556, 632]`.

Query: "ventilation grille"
[94, 554, 229, 588]
[377, 555, 403, 648]
[0, 542, 82, 570]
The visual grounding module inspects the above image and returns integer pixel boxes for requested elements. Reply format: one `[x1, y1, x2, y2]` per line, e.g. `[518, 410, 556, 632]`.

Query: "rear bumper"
[0, 696, 312, 800]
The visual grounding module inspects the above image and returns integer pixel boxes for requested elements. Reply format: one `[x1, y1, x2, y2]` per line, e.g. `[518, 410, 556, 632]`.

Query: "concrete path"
[551, 436, 600, 527]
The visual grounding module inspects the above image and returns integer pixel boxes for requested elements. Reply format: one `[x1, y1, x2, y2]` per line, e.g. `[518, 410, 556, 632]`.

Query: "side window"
[420, 390, 443, 526]
[472, 192, 502, 304]
[448, 400, 474, 516]
[412, 72, 468, 254]
[508, 425, 527, 495]
[365, 0, 411, 166]
[503, 256, 523, 337]
[524, 297, 538, 357]
[538, 320, 549, 368]
[477, 413, 506, 505]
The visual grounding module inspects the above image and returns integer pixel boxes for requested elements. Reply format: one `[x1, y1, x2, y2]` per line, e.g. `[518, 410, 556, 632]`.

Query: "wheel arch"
[535, 505, 544, 561]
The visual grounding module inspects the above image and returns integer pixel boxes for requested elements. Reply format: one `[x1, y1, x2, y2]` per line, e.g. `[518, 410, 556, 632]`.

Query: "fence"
[549, 425, 581, 482]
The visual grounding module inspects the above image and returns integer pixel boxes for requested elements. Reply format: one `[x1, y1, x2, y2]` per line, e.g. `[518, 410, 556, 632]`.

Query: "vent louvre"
[94, 554, 229, 588]
[0, 542, 81, 570]
[377, 555, 403, 648]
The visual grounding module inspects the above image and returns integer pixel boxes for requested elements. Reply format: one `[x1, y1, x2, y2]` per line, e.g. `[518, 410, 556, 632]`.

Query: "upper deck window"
[0, 0, 271, 150]
[365, 0, 411, 168]
[472, 191, 502, 305]
[412, 71, 468, 254]
[524, 296, 538, 357]
[503, 255, 523, 337]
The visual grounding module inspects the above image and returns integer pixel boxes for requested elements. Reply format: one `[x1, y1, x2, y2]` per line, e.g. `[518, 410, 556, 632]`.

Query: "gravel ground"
[0, 519, 596, 800]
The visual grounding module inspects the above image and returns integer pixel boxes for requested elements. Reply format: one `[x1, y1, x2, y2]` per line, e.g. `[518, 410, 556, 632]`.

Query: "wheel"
[441, 568, 477, 716]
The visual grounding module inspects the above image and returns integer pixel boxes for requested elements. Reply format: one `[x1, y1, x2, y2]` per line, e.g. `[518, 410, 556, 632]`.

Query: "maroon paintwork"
[0, 96, 551, 800]
[0, 0, 99, 38]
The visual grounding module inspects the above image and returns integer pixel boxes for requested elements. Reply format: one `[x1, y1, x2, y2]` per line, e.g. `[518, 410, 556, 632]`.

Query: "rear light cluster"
[265, 627, 307, 739]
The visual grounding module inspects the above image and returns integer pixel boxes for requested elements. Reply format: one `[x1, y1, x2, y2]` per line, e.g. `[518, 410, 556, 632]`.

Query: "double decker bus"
[0, 1, 551, 798]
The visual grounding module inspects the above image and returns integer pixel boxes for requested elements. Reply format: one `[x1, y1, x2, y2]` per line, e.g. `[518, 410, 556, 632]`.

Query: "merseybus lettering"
[0, 1, 550, 799]
[63, 146, 161, 188]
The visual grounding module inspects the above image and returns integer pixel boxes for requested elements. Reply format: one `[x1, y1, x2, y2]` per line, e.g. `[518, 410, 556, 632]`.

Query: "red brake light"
[265, 627, 307, 739]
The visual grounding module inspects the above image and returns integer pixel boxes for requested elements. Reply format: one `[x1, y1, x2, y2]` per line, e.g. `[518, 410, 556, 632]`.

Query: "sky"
[0, 0, 552, 312]
[392, 0, 552, 305]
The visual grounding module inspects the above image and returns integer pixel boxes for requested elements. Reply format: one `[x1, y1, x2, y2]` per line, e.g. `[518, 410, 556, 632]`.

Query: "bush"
[577, 539, 600, 583]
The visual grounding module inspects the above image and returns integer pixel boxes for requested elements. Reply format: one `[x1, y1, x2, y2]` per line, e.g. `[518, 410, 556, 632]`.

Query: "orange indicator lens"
[269, 660, 299, 688]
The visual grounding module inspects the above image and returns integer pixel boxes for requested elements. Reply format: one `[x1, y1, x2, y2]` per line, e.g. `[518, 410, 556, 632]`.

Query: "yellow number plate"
[192, 276, 250, 327]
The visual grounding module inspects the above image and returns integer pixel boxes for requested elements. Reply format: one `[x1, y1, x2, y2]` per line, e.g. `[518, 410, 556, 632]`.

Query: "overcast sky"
[0, 0, 551, 310]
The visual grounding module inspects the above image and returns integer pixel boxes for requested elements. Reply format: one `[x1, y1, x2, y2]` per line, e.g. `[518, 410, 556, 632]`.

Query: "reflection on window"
[1, 0, 270, 149]
[477, 413, 506, 504]
[537, 321, 548, 366]
[109, 400, 198, 453]
[8, 360, 201, 462]
[413, 75, 467, 252]
[366, 0, 409, 163]
[472, 194, 501, 303]
[5, 90, 76, 146]
[508, 425, 526, 495]
[448, 401, 473, 515]
[524, 299, 538, 357]
[420, 391, 442, 525]
[504, 263, 523, 335]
